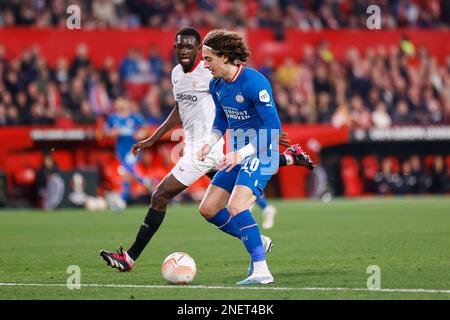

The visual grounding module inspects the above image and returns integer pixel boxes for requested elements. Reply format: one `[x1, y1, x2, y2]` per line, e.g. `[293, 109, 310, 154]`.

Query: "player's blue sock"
[207, 208, 241, 238]
[233, 209, 265, 262]
[120, 182, 130, 202]
[255, 195, 269, 210]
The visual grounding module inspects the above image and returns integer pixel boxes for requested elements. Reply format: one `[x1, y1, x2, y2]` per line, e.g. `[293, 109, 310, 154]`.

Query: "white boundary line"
[0, 282, 449, 294]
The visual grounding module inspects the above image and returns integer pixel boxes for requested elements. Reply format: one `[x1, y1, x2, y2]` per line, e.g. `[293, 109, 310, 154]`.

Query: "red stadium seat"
[362, 155, 379, 180]
[13, 167, 36, 186]
[340, 156, 363, 197]
[446, 155, 450, 174]
[424, 155, 435, 173]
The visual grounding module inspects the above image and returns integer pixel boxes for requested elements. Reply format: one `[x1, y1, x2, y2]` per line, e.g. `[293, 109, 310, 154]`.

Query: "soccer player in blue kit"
[198, 30, 283, 285]
[100, 28, 315, 275]
[105, 97, 147, 202]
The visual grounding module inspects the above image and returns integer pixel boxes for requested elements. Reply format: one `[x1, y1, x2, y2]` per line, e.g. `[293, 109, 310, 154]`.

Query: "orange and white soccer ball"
[161, 252, 197, 284]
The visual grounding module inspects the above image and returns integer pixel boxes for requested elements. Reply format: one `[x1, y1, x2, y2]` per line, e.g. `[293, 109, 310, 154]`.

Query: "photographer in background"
[36, 152, 64, 210]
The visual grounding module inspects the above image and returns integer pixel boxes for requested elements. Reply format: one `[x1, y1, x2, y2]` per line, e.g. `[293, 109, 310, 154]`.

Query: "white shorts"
[170, 150, 223, 187]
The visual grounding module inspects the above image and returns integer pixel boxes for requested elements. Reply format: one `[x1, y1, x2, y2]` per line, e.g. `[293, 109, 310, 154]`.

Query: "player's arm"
[218, 76, 280, 172]
[131, 104, 182, 156]
[239, 78, 280, 159]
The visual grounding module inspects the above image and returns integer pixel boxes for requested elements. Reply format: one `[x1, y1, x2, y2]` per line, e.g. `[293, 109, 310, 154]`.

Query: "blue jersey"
[106, 113, 145, 160]
[209, 66, 281, 156]
[209, 66, 281, 197]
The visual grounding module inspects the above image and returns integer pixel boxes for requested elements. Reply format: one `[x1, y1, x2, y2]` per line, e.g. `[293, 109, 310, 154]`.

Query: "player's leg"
[126, 173, 187, 260]
[254, 194, 277, 230]
[199, 167, 240, 238]
[205, 169, 275, 231]
[228, 185, 274, 285]
[117, 151, 136, 202]
[200, 168, 274, 265]
[280, 144, 315, 169]
[100, 173, 187, 271]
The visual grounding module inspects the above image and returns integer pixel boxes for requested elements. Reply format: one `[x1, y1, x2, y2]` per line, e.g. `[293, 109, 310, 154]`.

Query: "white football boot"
[247, 235, 273, 276]
[237, 272, 274, 285]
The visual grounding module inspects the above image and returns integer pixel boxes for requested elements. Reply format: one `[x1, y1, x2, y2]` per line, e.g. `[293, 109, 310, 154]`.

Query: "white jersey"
[171, 60, 224, 158]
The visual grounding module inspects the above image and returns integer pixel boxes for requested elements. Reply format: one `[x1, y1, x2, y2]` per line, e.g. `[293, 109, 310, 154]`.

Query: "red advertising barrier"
[0, 28, 448, 68]
[277, 124, 349, 198]
[0, 124, 349, 198]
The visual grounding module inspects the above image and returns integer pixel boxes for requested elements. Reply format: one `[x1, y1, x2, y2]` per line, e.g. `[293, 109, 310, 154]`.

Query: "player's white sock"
[253, 260, 270, 275]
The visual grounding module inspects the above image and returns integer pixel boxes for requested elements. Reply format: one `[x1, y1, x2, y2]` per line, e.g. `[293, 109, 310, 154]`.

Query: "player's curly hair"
[203, 30, 250, 65]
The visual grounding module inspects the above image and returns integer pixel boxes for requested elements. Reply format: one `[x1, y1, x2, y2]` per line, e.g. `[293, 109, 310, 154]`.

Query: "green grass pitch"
[0, 196, 449, 300]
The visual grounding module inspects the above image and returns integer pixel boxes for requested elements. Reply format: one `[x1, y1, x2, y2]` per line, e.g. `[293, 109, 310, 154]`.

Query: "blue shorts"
[211, 156, 278, 198]
[117, 149, 139, 174]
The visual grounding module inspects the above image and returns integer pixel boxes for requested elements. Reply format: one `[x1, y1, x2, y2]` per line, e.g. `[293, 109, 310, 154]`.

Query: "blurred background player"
[104, 96, 148, 206]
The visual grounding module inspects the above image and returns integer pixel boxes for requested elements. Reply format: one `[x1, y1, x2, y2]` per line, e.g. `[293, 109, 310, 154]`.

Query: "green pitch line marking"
[1, 283, 450, 294]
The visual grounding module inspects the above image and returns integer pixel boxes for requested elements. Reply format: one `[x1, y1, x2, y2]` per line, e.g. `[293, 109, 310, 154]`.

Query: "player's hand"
[216, 151, 242, 172]
[279, 132, 291, 147]
[197, 144, 211, 161]
[131, 139, 152, 157]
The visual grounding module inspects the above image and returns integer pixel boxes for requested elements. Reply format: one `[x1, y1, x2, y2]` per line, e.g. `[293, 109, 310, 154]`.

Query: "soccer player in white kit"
[100, 28, 314, 272]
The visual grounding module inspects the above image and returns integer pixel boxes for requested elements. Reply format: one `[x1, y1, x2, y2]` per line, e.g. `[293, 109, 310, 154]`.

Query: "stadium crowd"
[0, 36, 449, 128]
[0, 0, 449, 30]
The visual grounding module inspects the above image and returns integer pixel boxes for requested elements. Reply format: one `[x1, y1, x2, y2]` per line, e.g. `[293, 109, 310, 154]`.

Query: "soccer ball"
[161, 252, 196, 284]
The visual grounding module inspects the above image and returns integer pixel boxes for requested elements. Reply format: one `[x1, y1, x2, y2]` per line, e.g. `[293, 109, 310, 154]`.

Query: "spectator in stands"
[70, 44, 92, 78]
[119, 48, 138, 81]
[89, 73, 111, 116]
[429, 155, 448, 194]
[372, 101, 392, 129]
[313, 63, 332, 95]
[6, 105, 20, 126]
[258, 57, 276, 81]
[53, 57, 70, 84]
[409, 154, 427, 193]
[366, 87, 382, 111]
[75, 100, 96, 124]
[148, 46, 164, 83]
[65, 77, 86, 115]
[30, 101, 54, 125]
[276, 57, 300, 88]
[141, 93, 165, 126]
[407, 86, 426, 125]
[374, 157, 398, 195]
[331, 103, 351, 128]
[0, 103, 7, 126]
[392, 99, 414, 125]
[92, 0, 119, 27]
[316, 92, 334, 124]
[349, 94, 371, 129]
[396, 160, 414, 194]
